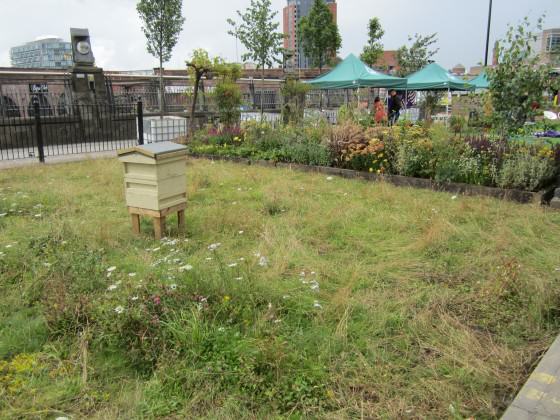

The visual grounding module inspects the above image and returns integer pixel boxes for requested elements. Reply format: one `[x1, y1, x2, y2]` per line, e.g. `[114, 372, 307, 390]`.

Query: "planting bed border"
[192, 154, 544, 205]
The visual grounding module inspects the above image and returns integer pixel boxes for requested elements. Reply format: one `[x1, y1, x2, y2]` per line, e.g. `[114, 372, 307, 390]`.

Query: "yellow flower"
[369, 168, 373, 173]
[223, 295, 231, 303]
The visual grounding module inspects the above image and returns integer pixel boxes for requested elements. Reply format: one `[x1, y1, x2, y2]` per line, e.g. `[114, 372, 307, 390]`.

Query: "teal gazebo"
[406, 63, 473, 91]
[306, 54, 407, 90]
[469, 72, 490, 90]
[406, 63, 473, 118]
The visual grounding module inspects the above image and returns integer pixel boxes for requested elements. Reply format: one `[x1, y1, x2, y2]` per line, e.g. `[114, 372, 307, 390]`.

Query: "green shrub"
[497, 151, 556, 191]
[281, 79, 310, 125]
[214, 81, 242, 128]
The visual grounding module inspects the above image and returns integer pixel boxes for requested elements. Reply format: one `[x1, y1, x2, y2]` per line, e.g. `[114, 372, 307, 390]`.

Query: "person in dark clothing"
[388, 90, 403, 126]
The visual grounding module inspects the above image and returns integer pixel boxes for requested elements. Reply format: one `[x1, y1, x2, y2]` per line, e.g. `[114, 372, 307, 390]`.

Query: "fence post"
[33, 101, 45, 163]
[137, 101, 144, 145]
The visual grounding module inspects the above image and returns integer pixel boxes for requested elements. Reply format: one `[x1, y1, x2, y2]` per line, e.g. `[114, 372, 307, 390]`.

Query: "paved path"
[503, 335, 560, 419]
[0, 150, 118, 169]
[0, 139, 137, 161]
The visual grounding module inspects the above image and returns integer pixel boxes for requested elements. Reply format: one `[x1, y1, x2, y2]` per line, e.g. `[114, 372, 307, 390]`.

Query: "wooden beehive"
[117, 142, 188, 211]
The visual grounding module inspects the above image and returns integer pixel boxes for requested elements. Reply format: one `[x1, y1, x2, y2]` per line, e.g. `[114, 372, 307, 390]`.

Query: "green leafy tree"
[213, 63, 243, 128]
[186, 49, 218, 130]
[227, 0, 284, 117]
[396, 33, 439, 77]
[299, 0, 341, 73]
[281, 78, 310, 125]
[137, 0, 185, 118]
[360, 18, 385, 68]
[487, 16, 550, 133]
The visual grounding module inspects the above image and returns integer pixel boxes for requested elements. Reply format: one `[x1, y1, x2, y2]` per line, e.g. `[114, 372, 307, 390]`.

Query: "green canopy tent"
[406, 63, 473, 119]
[406, 63, 473, 91]
[306, 54, 407, 90]
[469, 71, 490, 90]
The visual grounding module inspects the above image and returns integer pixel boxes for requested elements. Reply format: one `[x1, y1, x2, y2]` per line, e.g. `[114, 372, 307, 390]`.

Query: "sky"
[1, 0, 559, 72]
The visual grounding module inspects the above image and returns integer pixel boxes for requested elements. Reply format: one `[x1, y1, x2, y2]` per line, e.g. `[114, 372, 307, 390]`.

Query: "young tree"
[396, 33, 439, 77]
[487, 16, 550, 133]
[213, 62, 243, 128]
[186, 49, 216, 131]
[360, 18, 385, 68]
[299, 0, 341, 73]
[137, 0, 185, 118]
[227, 0, 284, 118]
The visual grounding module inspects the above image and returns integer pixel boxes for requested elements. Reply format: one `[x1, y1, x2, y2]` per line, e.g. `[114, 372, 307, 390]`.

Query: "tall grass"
[0, 158, 559, 418]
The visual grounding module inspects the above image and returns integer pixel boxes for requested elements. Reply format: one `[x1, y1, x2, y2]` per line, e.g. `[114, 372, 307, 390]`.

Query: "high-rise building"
[283, 0, 337, 70]
[10, 37, 73, 69]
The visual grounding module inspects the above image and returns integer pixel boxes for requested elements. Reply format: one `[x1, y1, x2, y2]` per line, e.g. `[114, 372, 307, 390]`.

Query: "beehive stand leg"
[177, 210, 185, 234]
[154, 216, 165, 240]
[131, 214, 141, 235]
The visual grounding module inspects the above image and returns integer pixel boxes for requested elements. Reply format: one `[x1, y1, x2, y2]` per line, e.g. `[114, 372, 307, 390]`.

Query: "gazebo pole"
[446, 87, 451, 125]
[404, 87, 408, 120]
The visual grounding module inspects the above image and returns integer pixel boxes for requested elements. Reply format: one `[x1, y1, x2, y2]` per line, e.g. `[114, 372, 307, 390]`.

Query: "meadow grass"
[0, 158, 559, 419]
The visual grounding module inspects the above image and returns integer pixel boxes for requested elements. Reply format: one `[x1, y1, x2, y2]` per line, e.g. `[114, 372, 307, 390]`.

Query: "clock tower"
[69, 28, 108, 104]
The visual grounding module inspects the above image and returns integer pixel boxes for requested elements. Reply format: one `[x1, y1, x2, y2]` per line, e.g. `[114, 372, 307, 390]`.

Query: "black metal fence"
[0, 100, 193, 162]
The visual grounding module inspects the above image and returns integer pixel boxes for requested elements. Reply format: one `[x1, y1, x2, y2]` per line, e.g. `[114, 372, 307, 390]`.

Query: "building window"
[546, 34, 560, 53]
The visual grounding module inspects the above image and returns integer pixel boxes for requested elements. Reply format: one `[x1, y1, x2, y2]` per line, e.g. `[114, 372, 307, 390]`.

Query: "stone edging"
[191, 154, 543, 205]
[502, 335, 560, 419]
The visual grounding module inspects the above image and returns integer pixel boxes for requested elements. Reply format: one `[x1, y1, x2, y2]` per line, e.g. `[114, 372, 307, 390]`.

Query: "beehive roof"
[118, 142, 187, 159]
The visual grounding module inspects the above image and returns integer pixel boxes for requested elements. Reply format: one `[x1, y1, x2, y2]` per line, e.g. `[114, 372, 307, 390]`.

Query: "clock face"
[76, 41, 91, 55]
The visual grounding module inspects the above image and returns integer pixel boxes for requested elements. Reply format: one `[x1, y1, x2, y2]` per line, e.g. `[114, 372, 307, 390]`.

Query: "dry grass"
[0, 157, 559, 419]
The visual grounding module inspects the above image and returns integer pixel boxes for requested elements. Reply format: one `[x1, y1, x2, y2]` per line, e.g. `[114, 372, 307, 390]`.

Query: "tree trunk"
[159, 55, 164, 119]
[190, 73, 201, 135]
[260, 66, 265, 121]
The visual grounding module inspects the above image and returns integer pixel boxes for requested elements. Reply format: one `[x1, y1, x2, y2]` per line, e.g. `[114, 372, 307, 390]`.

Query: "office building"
[10, 37, 73, 69]
[533, 28, 560, 66]
[283, 0, 337, 69]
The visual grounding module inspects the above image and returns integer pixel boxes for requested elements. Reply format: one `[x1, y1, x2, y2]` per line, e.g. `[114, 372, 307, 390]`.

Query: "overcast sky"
[1, 0, 558, 72]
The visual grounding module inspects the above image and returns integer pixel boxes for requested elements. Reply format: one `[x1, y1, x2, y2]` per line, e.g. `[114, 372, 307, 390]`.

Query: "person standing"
[373, 96, 386, 125]
[388, 90, 403, 126]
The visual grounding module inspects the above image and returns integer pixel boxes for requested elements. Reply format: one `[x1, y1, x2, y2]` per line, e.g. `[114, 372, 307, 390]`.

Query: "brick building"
[283, 0, 337, 70]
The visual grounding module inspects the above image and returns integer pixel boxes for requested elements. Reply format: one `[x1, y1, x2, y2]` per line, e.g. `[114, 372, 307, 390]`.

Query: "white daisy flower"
[208, 243, 221, 251]
[107, 284, 118, 291]
[179, 264, 193, 272]
[228, 263, 238, 268]
[114, 306, 125, 314]
[128, 273, 137, 277]
[313, 300, 322, 309]
[258, 256, 269, 267]
[107, 266, 117, 272]
[326, 176, 333, 181]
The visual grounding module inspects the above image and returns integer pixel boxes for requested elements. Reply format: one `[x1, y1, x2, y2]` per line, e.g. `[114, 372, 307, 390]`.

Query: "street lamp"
[484, 0, 493, 67]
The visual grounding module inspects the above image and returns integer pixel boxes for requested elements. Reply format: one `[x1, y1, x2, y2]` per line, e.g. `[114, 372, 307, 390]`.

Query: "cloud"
[0, 0, 558, 72]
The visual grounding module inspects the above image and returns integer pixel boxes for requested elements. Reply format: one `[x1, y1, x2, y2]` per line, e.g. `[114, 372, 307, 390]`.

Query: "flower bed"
[187, 121, 560, 194]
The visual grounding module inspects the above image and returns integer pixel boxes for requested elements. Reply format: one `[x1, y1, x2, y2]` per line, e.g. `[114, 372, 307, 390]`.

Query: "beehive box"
[117, 142, 188, 211]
